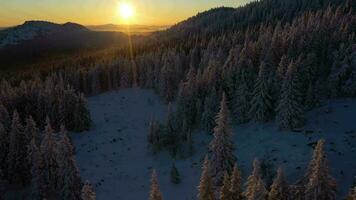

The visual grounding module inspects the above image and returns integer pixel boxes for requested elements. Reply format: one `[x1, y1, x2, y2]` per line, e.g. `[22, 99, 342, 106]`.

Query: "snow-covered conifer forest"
[0, 0, 355, 199]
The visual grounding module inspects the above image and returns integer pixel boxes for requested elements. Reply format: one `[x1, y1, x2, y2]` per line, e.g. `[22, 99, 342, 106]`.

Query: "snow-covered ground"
[72, 89, 356, 200]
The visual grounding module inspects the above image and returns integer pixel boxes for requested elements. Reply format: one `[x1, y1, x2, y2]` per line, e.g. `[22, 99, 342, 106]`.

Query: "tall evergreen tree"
[81, 181, 96, 200]
[209, 93, 236, 187]
[233, 70, 251, 123]
[0, 123, 8, 178]
[28, 138, 43, 199]
[0, 103, 10, 132]
[268, 167, 289, 200]
[348, 186, 356, 200]
[170, 162, 181, 184]
[7, 111, 28, 185]
[74, 94, 91, 132]
[220, 172, 232, 200]
[249, 62, 274, 122]
[230, 164, 243, 200]
[304, 139, 336, 200]
[149, 170, 163, 200]
[244, 159, 268, 200]
[201, 87, 219, 132]
[197, 156, 215, 200]
[40, 118, 59, 194]
[276, 61, 305, 130]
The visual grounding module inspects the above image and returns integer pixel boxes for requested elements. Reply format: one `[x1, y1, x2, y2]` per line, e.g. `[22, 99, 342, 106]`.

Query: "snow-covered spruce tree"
[81, 181, 96, 200]
[230, 163, 243, 200]
[220, 171, 232, 200]
[249, 61, 274, 122]
[164, 105, 180, 156]
[24, 116, 39, 146]
[233, 70, 251, 124]
[304, 139, 336, 200]
[268, 167, 289, 200]
[244, 159, 268, 200]
[28, 138, 44, 199]
[209, 93, 236, 187]
[7, 111, 29, 185]
[148, 119, 161, 154]
[61, 156, 82, 200]
[201, 87, 219, 132]
[348, 186, 356, 200]
[0, 123, 8, 178]
[197, 156, 215, 200]
[0, 103, 10, 132]
[275, 60, 305, 130]
[150, 170, 163, 200]
[170, 162, 181, 184]
[40, 118, 59, 194]
[74, 93, 91, 132]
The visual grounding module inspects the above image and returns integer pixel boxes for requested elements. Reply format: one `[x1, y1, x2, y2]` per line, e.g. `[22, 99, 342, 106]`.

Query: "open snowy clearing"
[71, 88, 356, 200]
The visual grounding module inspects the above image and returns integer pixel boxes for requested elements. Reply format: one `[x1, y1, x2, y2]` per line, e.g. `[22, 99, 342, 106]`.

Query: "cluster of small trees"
[148, 95, 354, 200]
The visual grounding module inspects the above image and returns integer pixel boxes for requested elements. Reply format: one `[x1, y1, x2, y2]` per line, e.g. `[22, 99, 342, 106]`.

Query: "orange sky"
[0, 0, 252, 27]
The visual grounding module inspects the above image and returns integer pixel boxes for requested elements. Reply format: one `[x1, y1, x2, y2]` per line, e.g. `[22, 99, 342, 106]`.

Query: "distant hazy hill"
[87, 24, 170, 34]
[0, 21, 128, 68]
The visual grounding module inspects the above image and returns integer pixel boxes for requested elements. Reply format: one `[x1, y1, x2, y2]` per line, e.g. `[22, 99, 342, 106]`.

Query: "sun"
[118, 3, 134, 20]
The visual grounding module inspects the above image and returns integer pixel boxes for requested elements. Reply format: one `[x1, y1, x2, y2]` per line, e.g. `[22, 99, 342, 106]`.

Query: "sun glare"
[119, 3, 134, 21]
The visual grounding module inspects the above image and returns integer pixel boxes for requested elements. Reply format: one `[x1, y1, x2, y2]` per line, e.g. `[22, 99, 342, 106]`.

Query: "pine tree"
[28, 138, 44, 199]
[7, 111, 28, 185]
[233, 70, 250, 123]
[268, 167, 289, 200]
[249, 62, 274, 122]
[0, 103, 10, 132]
[276, 61, 305, 130]
[40, 118, 59, 193]
[201, 87, 219, 132]
[348, 186, 356, 200]
[220, 172, 232, 200]
[197, 156, 215, 200]
[61, 156, 83, 200]
[24, 116, 39, 144]
[150, 170, 163, 200]
[0, 123, 8, 178]
[170, 162, 181, 184]
[230, 164, 243, 200]
[209, 93, 236, 187]
[305, 139, 336, 200]
[244, 159, 268, 200]
[81, 181, 96, 200]
[74, 94, 91, 132]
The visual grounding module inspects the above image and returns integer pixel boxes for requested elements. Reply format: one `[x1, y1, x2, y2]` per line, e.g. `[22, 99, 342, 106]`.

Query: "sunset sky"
[0, 0, 252, 27]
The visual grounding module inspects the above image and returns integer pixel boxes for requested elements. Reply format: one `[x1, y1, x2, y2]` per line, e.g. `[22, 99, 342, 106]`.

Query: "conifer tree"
[170, 162, 181, 184]
[276, 61, 305, 130]
[74, 94, 91, 132]
[0, 123, 8, 177]
[28, 138, 43, 199]
[209, 93, 236, 187]
[81, 181, 96, 200]
[230, 164, 243, 200]
[7, 111, 28, 185]
[244, 159, 267, 200]
[305, 139, 336, 200]
[268, 167, 289, 200]
[150, 170, 163, 200]
[201, 87, 219, 132]
[197, 156, 215, 200]
[220, 172, 232, 200]
[348, 186, 356, 200]
[0, 103, 10, 132]
[233, 70, 250, 123]
[40, 118, 59, 193]
[24, 116, 39, 145]
[249, 62, 274, 122]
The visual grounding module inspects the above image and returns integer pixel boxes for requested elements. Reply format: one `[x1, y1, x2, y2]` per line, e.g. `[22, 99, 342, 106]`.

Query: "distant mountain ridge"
[0, 21, 89, 48]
